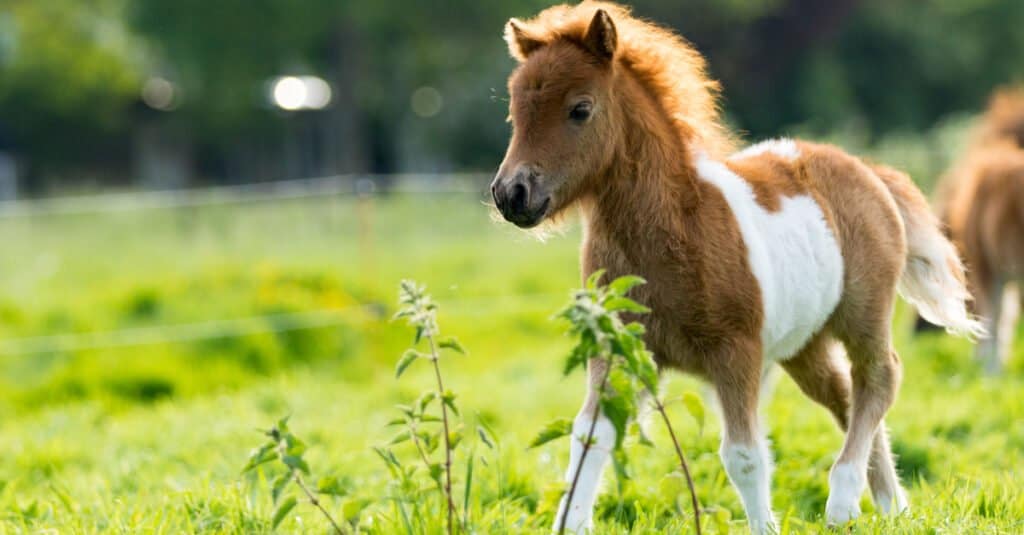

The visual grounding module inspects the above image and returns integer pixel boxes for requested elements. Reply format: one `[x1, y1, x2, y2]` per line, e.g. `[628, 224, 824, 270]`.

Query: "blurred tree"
[668, 0, 1024, 139]
[0, 0, 140, 190]
[129, 0, 343, 180]
[3, 0, 1024, 186]
[828, 0, 1024, 135]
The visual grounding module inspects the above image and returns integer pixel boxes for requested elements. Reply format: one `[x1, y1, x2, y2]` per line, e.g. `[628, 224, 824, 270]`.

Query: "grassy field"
[0, 191, 1022, 534]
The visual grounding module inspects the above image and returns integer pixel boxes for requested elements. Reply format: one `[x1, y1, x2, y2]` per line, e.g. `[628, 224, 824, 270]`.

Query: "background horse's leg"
[996, 282, 1019, 368]
[711, 340, 776, 534]
[976, 276, 1006, 374]
[553, 358, 615, 533]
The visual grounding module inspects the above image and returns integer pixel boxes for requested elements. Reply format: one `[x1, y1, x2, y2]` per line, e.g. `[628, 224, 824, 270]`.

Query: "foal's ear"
[582, 9, 617, 63]
[505, 18, 546, 61]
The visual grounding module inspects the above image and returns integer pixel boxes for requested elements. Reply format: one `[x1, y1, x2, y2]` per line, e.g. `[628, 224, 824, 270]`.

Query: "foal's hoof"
[826, 462, 865, 526]
[873, 488, 910, 515]
[824, 495, 861, 526]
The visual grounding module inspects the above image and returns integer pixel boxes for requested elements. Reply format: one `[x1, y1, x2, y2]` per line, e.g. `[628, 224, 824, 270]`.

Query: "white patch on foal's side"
[729, 138, 801, 161]
[695, 152, 844, 362]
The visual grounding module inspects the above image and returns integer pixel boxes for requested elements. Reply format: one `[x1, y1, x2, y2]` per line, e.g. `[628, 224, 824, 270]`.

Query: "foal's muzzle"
[491, 164, 551, 228]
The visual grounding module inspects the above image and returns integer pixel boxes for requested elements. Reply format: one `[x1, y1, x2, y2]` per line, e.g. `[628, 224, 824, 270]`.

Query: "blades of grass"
[395, 497, 415, 535]
[463, 452, 475, 530]
[272, 496, 297, 530]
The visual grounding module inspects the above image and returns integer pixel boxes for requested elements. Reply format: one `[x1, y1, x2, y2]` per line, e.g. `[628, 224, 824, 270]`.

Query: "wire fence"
[0, 172, 491, 218]
[0, 292, 564, 357]
[0, 172, 520, 357]
[0, 306, 375, 357]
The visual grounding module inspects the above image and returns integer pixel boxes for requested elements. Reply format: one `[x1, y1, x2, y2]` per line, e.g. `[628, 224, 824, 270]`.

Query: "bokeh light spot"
[411, 86, 443, 118]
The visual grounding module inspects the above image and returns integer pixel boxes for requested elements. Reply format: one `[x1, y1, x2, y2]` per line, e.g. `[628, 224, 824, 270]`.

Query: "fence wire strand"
[0, 173, 490, 218]
[0, 293, 564, 357]
[0, 172, 544, 357]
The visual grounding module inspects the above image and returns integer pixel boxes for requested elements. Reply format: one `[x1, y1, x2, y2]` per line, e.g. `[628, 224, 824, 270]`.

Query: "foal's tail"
[869, 162, 987, 339]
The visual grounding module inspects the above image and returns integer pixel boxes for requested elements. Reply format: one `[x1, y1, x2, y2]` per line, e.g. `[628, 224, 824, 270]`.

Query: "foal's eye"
[569, 102, 593, 122]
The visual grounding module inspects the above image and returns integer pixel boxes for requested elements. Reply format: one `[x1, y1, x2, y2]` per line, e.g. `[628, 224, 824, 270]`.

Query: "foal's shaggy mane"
[510, 1, 735, 157]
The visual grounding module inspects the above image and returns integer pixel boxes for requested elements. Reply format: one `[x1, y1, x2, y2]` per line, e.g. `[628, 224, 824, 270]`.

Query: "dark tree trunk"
[327, 18, 368, 175]
[735, 0, 861, 90]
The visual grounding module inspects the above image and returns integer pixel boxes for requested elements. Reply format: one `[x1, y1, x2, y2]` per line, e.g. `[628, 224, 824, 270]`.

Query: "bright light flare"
[271, 76, 332, 111]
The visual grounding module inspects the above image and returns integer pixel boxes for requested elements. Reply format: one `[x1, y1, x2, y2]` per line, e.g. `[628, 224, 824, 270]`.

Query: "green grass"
[0, 192, 1022, 533]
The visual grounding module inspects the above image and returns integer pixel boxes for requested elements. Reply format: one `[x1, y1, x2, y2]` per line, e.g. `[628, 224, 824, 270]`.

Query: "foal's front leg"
[553, 358, 616, 533]
[712, 343, 776, 534]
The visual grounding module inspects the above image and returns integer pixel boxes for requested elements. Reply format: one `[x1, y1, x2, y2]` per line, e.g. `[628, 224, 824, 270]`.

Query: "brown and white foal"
[490, 3, 982, 533]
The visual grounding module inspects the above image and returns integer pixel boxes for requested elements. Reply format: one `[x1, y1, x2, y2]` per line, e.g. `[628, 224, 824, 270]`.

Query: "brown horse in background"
[936, 88, 1024, 372]
[489, 2, 982, 532]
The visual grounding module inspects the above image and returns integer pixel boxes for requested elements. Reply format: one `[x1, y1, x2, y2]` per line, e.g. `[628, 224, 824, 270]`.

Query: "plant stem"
[426, 334, 456, 535]
[293, 471, 346, 535]
[409, 423, 437, 476]
[557, 357, 613, 534]
[273, 436, 345, 535]
[653, 399, 701, 535]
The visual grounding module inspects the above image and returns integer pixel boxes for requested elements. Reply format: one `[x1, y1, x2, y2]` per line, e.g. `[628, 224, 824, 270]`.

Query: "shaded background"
[2, 0, 1023, 195]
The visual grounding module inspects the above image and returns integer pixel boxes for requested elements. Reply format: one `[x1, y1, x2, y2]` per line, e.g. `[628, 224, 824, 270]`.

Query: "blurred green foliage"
[0, 194, 577, 411]
[1, 0, 1023, 182]
[0, 0, 140, 165]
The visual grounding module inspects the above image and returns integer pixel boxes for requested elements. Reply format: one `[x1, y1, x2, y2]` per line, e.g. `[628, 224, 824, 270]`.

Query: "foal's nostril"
[510, 182, 528, 212]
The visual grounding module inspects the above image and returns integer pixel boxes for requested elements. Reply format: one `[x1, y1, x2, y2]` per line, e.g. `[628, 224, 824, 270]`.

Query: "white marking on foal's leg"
[553, 413, 615, 533]
[721, 439, 776, 534]
[826, 461, 867, 525]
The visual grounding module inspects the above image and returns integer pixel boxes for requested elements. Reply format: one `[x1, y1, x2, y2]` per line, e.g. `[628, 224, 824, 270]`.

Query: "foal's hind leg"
[782, 334, 907, 516]
[826, 305, 903, 525]
[866, 424, 908, 514]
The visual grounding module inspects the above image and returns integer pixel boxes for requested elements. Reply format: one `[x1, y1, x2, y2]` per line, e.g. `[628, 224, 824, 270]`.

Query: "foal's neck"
[585, 107, 704, 245]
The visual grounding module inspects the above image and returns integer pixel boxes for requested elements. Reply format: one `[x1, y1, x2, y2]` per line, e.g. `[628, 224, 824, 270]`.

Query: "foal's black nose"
[509, 181, 529, 214]
[491, 165, 536, 219]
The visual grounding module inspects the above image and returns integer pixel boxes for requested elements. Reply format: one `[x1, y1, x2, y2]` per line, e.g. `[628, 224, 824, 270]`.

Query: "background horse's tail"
[869, 162, 987, 339]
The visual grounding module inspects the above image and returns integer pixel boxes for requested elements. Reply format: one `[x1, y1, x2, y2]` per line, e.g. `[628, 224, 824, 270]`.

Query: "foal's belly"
[697, 157, 844, 362]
